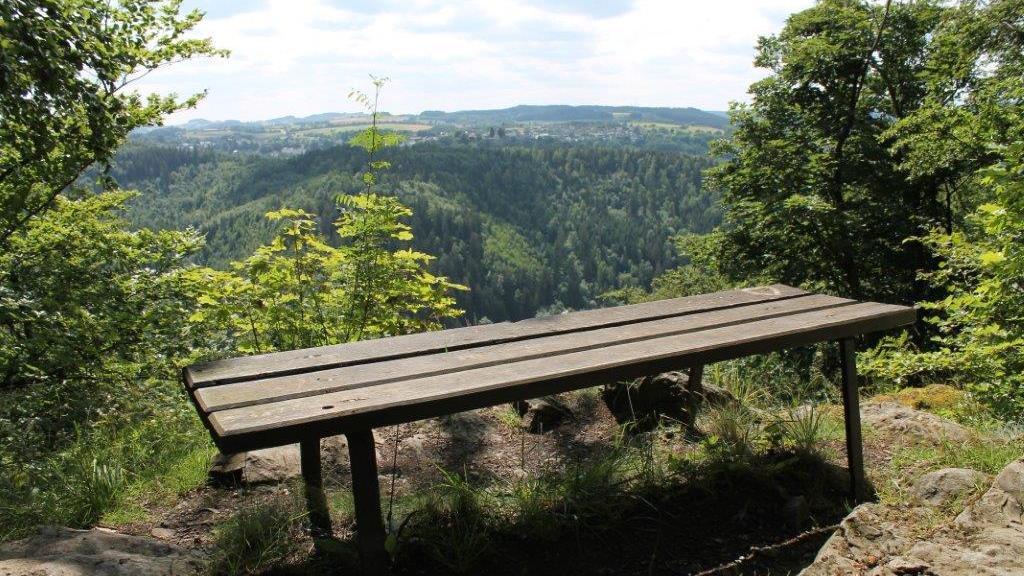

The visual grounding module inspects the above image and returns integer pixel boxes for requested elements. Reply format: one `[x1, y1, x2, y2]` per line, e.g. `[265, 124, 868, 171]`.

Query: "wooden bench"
[183, 285, 915, 574]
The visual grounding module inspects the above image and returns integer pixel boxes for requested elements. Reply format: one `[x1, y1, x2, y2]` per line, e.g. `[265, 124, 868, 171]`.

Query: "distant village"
[133, 116, 721, 157]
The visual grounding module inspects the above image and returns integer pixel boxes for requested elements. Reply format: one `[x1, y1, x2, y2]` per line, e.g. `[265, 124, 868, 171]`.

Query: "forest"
[1, 0, 1023, 574]
[114, 142, 719, 322]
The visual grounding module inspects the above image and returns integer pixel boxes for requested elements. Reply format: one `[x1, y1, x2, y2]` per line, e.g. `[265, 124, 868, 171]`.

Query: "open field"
[630, 121, 724, 133]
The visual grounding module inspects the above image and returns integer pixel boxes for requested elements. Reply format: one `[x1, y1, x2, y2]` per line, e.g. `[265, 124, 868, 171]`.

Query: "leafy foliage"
[0, 193, 211, 539]
[0, 192, 203, 389]
[708, 0, 952, 303]
[188, 80, 465, 354]
[864, 145, 1024, 420]
[189, 198, 465, 355]
[0, 0, 225, 244]
[860, 0, 1024, 420]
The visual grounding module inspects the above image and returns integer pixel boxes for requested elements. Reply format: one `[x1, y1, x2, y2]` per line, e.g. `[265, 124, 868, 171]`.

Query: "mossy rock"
[873, 384, 966, 413]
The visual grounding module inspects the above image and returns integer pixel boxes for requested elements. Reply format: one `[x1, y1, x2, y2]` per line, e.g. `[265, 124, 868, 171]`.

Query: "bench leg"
[300, 439, 333, 540]
[684, 364, 705, 430]
[346, 429, 389, 575]
[839, 338, 867, 502]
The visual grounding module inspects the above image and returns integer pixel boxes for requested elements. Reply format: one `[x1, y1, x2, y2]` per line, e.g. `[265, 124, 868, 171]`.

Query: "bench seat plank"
[195, 294, 853, 413]
[207, 301, 914, 452]
[185, 284, 807, 388]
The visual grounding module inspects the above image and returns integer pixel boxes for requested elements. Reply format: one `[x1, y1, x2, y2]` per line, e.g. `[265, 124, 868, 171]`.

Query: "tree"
[709, 0, 950, 304]
[188, 79, 466, 353]
[862, 0, 1024, 420]
[0, 0, 225, 245]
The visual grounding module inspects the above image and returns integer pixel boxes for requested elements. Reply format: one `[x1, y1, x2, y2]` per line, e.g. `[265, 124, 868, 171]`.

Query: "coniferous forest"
[115, 142, 719, 322]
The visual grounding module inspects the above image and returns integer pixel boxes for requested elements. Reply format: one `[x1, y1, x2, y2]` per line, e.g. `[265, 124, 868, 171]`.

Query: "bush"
[0, 385, 211, 540]
[864, 144, 1024, 421]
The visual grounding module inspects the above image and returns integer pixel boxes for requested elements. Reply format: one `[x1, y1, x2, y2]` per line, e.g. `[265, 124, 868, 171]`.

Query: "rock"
[701, 382, 737, 409]
[238, 444, 303, 484]
[904, 462, 1024, 574]
[441, 410, 492, 441]
[911, 468, 988, 507]
[209, 435, 355, 486]
[0, 526, 203, 575]
[802, 458, 1024, 576]
[400, 433, 429, 460]
[515, 396, 572, 433]
[861, 401, 971, 444]
[604, 369, 728, 430]
[438, 410, 500, 459]
[802, 503, 922, 575]
[148, 527, 175, 541]
[884, 557, 932, 575]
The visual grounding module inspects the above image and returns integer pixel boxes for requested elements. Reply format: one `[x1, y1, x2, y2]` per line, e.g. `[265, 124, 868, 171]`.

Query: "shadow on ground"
[267, 450, 855, 576]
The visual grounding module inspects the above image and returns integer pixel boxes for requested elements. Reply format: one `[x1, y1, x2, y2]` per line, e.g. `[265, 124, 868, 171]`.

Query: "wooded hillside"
[115, 143, 718, 321]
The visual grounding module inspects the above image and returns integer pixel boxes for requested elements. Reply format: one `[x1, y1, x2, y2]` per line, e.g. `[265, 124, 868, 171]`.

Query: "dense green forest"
[114, 143, 718, 321]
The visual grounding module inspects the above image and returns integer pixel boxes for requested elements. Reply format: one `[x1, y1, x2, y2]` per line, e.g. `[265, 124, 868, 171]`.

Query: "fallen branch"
[691, 524, 840, 576]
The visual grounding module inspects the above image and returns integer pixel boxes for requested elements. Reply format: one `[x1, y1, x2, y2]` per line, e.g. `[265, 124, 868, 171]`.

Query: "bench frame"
[288, 337, 865, 575]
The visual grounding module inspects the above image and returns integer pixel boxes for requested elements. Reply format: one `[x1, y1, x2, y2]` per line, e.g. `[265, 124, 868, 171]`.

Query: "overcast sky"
[136, 0, 814, 123]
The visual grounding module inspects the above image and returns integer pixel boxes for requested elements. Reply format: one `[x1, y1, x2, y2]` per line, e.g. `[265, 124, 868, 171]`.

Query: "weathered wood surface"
[195, 293, 852, 413]
[185, 284, 807, 388]
[200, 299, 915, 452]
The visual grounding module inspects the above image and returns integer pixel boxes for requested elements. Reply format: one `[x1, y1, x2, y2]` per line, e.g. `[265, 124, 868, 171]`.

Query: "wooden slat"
[185, 284, 807, 388]
[196, 294, 854, 413]
[209, 302, 915, 449]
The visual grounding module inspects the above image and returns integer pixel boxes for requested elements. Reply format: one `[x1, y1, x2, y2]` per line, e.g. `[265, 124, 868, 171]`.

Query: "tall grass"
[209, 493, 307, 576]
[0, 386, 213, 540]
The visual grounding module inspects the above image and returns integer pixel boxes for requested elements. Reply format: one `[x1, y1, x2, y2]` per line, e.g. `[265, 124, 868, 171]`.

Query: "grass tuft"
[208, 492, 307, 576]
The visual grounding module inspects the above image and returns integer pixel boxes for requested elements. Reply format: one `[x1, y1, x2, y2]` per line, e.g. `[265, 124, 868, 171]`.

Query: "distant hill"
[172, 105, 729, 130]
[418, 105, 729, 128]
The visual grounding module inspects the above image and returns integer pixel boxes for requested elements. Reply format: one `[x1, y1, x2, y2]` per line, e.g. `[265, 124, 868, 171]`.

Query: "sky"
[136, 0, 815, 123]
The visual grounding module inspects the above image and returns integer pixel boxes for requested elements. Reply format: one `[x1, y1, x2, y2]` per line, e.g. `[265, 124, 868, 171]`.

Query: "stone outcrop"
[860, 401, 971, 444]
[209, 435, 357, 485]
[514, 396, 573, 433]
[604, 370, 735, 430]
[912, 468, 989, 508]
[801, 459, 1024, 576]
[0, 526, 203, 576]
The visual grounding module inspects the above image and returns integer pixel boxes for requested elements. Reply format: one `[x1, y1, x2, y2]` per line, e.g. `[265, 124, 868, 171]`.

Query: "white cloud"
[133, 0, 814, 122]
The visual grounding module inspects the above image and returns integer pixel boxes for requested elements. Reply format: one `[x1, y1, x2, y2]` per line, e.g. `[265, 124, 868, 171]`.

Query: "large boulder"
[0, 526, 204, 576]
[604, 370, 733, 430]
[861, 401, 971, 444]
[800, 503, 926, 575]
[209, 435, 358, 485]
[514, 396, 573, 433]
[912, 468, 989, 508]
[802, 459, 1024, 576]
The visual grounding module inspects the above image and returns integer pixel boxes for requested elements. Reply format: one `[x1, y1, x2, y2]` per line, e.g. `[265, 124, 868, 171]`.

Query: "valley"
[118, 105, 725, 322]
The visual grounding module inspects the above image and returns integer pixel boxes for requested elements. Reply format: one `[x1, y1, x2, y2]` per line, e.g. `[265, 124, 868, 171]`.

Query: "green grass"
[102, 444, 216, 526]
[208, 492, 307, 576]
[876, 432, 1024, 505]
[494, 404, 523, 431]
[0, 388, 214, 540]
